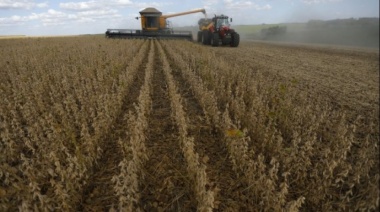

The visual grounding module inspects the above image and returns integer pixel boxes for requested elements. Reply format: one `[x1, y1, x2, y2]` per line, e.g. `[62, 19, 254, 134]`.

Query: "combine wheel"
[211, 33, 219, 47]
[197, 31, 202, 42]
[231, 32, 240, 47]
[202, 30, 211, 45]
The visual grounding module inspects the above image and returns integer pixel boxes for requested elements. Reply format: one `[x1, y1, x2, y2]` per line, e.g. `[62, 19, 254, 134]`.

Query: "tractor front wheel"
[211, 33, 219, 47]
[231, 33, 240, 47]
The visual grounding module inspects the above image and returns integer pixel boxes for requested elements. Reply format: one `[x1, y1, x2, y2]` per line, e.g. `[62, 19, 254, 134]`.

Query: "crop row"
[112, 39, 154, 210]
[0, 37, 147, 210]
[157, 40, 215, 211]
[161, 40, 304, 210]
[161, 40, 378, 210]
[0, 37, 378, 211]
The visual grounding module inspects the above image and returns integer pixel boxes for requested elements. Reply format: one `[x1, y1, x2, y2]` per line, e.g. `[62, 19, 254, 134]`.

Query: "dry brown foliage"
[0, 36, 378, 211]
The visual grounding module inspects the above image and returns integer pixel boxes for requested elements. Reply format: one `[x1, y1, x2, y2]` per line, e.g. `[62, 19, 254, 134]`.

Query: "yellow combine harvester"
[106, 7, 206, 40]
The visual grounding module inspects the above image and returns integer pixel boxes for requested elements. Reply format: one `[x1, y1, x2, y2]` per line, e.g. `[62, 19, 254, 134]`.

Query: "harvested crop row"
[139, 40, 193, 211]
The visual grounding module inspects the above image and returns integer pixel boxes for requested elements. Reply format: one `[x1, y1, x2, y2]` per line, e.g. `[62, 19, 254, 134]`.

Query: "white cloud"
[203, 0, 219, 5]
[0, 15, 29, 26]
[77, 9, 117, 16]
[253, 3, 271, 10]
[60, 0, 135, 11]
[112, 0, 133, 6]
[77, 9, 121, 21]
[223, 0, 271, 10]
[0, 7, 121, 27]
[224, 0, 252, 9]
[59, 1, 102, 11]
[301, 0, 342, 4]
[35, 9, 75, 26]
[202, 0, 219, 10]
[0, 0, 48, 10]
[36, 2, 47, 8]
[135, 2, 165, 11]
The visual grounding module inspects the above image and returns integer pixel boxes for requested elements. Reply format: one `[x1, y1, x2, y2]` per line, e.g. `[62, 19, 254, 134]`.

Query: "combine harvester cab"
[197, 15, 240, 47]
[106, 7, 206, 40]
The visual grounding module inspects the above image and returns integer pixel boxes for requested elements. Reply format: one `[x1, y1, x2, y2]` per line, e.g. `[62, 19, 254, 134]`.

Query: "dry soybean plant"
[0, 36, 378, 211]
[0, 37, 145, 210]
[157, 40, 215, 211]
[163, 40, 379, 211]
[162, 40, 304, 211]
[112, 39, 154, 211]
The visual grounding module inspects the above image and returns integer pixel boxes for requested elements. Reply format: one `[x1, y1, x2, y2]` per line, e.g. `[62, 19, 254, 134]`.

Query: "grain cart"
[106, 7, 206, 40]
[197, 15, 239, 47]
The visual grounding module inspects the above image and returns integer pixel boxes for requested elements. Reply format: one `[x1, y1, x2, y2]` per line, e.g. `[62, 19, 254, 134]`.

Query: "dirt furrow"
[161, 41, 245, 211]
[79, 41, 148, 211]
[139, 40, 194, 211]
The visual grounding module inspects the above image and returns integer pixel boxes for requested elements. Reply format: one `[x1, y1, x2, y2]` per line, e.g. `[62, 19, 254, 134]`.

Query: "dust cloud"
[173, 17, 379, 49]
[239, 18, 380, 49]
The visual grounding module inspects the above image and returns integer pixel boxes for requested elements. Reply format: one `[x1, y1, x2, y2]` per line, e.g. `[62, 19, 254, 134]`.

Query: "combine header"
[106, 7, 206, 40]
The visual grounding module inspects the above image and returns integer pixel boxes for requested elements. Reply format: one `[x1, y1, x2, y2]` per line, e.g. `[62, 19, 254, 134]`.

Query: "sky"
[0, 0, 378, 35]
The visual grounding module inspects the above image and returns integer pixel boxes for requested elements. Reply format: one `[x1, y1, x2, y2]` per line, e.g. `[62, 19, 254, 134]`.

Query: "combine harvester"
[197, 15, 240, 47]
[105, 7, 206, 40]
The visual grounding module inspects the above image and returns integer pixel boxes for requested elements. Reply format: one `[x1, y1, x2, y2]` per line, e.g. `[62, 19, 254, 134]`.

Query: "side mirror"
[230, 18, 233, 22]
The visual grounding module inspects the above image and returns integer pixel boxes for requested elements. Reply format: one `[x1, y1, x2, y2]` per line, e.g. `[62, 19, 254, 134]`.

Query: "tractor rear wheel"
[231, 32, 240, 47]
[202, 30, 210, 45]
[211, 33, 219, 47]
[197, 31, 202, 42]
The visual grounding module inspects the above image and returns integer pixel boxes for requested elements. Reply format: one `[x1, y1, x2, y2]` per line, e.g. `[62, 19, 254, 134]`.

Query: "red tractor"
[197, 15, 240, 47]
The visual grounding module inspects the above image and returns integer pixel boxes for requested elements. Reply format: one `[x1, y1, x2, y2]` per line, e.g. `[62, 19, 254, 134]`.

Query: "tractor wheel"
[231, 33, 240, 47]
[197, 31, 202, 42]
[202, 30, 210, 45]
[211, 33, 219, 47]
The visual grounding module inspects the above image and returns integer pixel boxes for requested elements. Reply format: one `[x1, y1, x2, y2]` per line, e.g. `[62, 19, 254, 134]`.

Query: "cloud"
[135, 2, 165, 11]
[60, 0, 132, 11]
[301, 0, 342, 4]
[0, 7, 121, 27]
[203, 0, 219, 5]
[77, 9, 121, 21]
[59, 0, 134, 11]
[0, 0, 48, 10]
[0, 15, 30, 26]
[32, 9, 76, 26]
[36, 2, 47, 8]
[224, 0, 252, 9]
[202, 0, 219, 10]
[59, 1, 101, 11]
[223, 0, 271, 10]
[0, 0, 130, 28]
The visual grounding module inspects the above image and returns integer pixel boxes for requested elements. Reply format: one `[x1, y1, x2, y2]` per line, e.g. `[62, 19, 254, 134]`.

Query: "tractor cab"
[213, 15, 231, 30]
